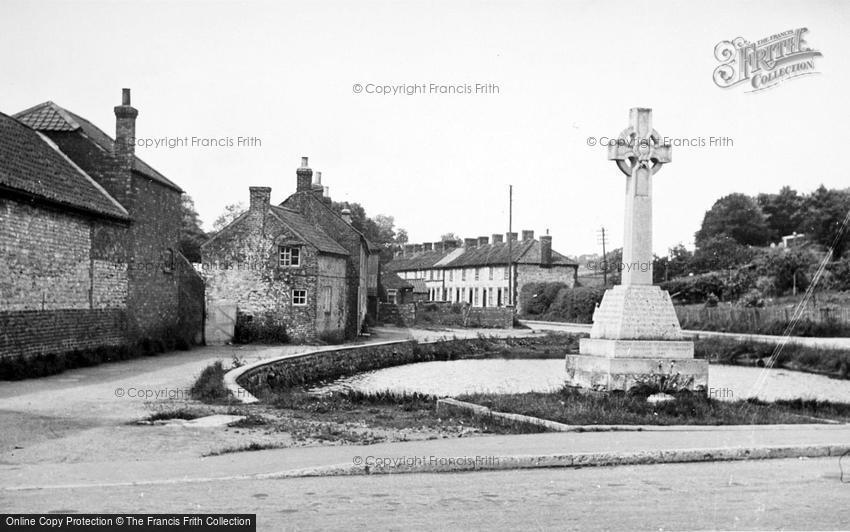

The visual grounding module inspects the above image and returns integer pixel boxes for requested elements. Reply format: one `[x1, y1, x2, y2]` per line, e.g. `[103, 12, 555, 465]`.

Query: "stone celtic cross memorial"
[565, 108, 708, 392]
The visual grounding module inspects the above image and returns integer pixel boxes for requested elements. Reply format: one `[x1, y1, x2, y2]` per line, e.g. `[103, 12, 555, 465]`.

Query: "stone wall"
[202, 199, 349, 343]
[238, 340, 418, 393]
[235, 335, 557, 396]
[377, 301, 512, 328]
[282, 191, 368, 338]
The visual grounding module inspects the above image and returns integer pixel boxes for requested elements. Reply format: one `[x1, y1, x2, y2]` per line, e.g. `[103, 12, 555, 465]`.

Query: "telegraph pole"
[597, 226, 608, 287]
[507, 185, 513, 306]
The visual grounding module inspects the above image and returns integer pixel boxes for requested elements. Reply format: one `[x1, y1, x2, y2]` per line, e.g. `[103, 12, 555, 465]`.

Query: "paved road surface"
[3, 458, 847, 531]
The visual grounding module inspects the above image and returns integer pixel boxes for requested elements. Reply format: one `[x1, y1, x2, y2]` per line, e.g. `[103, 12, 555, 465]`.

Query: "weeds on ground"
[459, 386, 850, 426]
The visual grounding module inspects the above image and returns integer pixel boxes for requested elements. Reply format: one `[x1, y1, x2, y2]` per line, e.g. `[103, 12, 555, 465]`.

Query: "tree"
[695, 193, 770, 247]
[440, 232, 460, 242]
[212, 203, 246, 232]
[690, 235, 755, 273]
[798, 185, 850, 258]
[178, 195, 207, 262]
[653, 244, 693, 283]
[757, 186, 804, 242]
[332, 201, 408, 262]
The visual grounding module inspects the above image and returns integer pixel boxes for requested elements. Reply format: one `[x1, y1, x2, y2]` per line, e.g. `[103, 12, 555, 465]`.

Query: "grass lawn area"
[459, 387, 850, 426]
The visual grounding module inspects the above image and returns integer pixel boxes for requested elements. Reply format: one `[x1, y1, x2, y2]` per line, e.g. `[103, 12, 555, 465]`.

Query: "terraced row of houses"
[383, 231, 578, 313]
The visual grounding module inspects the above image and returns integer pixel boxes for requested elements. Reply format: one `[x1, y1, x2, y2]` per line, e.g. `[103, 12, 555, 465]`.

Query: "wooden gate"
[205, 299, 237, 345]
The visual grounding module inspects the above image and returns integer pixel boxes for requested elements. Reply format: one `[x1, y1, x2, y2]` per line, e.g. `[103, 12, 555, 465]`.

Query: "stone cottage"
[202, 158, 379, 342]
[1, 89, 204, 362]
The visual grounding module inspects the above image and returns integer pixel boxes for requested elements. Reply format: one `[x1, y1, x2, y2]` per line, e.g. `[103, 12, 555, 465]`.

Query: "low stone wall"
[379, 301, 513, 328]
[231, 335, 560, 400]
[237, 340, 419, 395]
[377, 303, 416, 325]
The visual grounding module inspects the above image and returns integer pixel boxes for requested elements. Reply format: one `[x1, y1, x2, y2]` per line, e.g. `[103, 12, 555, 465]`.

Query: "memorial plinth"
[565, 108, 708, 393]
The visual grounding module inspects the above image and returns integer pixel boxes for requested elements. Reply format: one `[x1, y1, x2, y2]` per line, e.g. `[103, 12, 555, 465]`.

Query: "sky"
[2, 0, 847, 257]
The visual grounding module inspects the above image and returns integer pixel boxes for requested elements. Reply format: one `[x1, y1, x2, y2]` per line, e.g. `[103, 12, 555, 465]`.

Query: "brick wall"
[0, 309, 127, 359]
[0, 198, 128, 311]
[0, 197, 133, 359]
[125, 175, 182, 338]
[42, 130, 194, 343]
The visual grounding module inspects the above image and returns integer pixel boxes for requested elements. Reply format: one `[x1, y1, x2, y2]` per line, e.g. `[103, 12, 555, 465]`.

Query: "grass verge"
[459, 387, 850, 426]
[270, 388, 544, 435]
[694, 337, 850, 379]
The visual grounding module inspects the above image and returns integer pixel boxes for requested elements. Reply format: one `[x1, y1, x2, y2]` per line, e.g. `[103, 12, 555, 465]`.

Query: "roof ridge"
[35, 131, 129, 218]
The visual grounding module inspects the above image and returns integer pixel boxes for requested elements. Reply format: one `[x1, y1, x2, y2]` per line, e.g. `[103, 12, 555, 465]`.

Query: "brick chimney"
[113, 88, 137, 201]
[478, 236, 489, 246]
[404, 244, 415, 256]
[444, 240, 458, 250]
[464, 238, 478, 249]
[506, 232, 518, 242]
[341, 208, 352, 224]
[414, 244, 423, 253]
[540, 235, 552, 267]
[311, 171, 324, 196]
[522, 230, 535, 242]
[423, 242, 433, 251]
[492, 234, 504, 244]
[296, 157, 312, 192]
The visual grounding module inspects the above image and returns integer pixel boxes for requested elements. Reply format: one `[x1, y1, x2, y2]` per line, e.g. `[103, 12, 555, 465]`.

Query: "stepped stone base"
[565, 354, 708, 393]
[565, 283, 708, 393]
[579, 338, 694, 358]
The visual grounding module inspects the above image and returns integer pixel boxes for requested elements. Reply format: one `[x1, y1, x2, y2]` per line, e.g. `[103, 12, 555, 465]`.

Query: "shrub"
[233, 312, 289, 344]
[191, 361, 233, 403]
[520, 282, 568, 316]
[543, 286, 606, 323]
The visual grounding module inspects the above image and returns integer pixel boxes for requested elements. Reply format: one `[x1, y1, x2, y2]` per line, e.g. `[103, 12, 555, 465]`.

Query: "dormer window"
[279, 246, 301, 267]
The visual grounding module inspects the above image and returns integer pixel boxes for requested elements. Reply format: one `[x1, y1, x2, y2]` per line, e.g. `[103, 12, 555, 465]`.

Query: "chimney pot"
[296, 157, 313, 192]
[341, 208, 352, 224]
[492, 234, 504, 244]
[122, 88, 131, 106]
[315, 171, 322, 185]
[522, 230, 535, 242]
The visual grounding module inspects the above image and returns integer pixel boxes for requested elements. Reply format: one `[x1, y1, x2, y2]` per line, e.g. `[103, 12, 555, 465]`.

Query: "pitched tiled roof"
[409, 279, 428, 293]
[269, 205, 349, 256]
[14, 101, 183, 193]
[381, 271, 412, 290]
[0, 111, 129, 220]
[385, 240, 577, 272]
